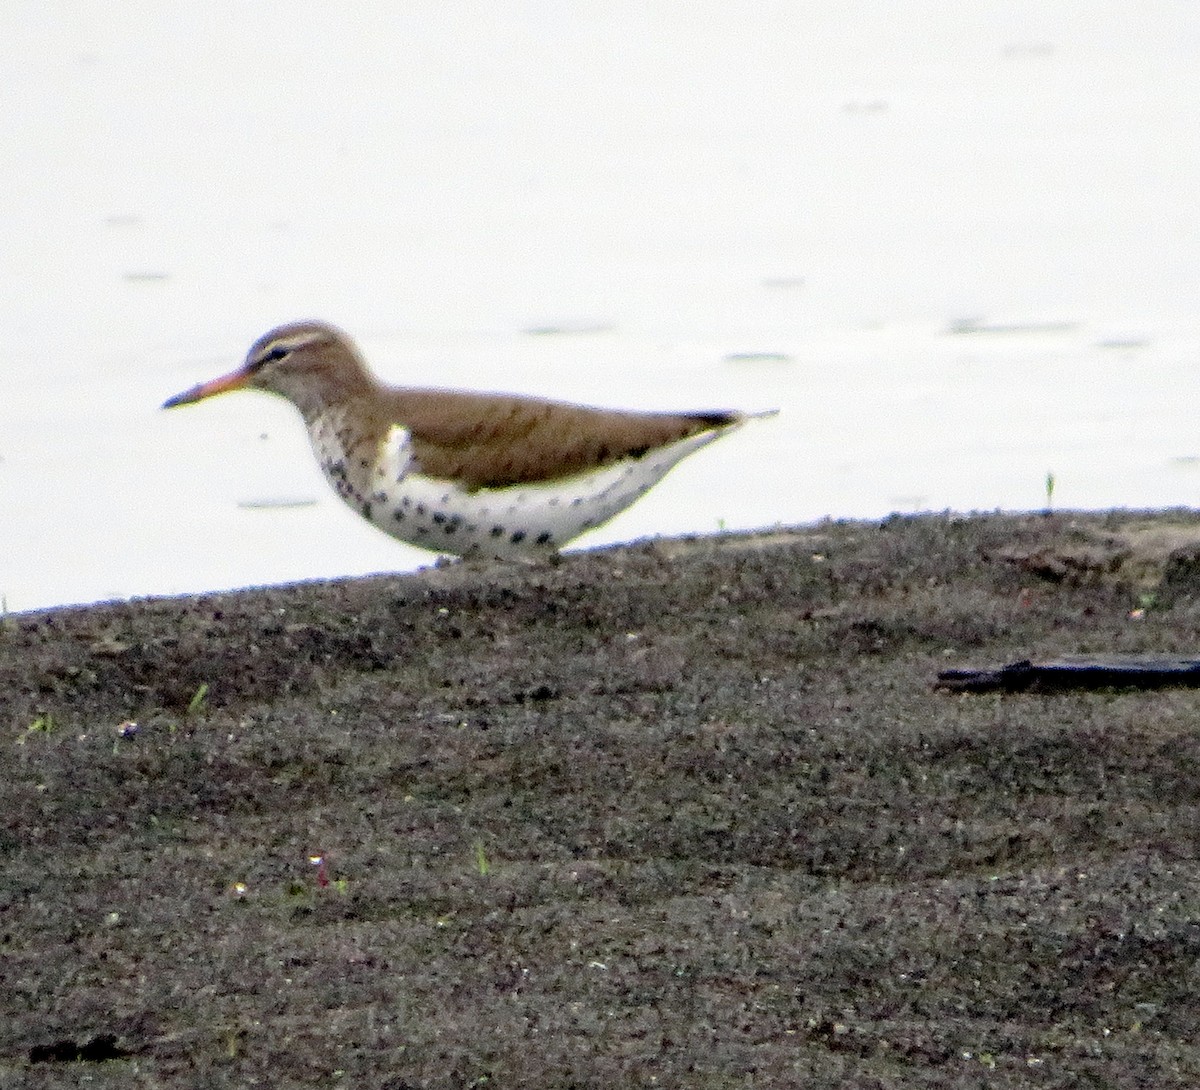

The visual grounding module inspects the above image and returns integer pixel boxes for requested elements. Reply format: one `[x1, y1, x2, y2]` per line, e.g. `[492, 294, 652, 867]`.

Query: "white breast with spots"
[308, 414, 736, 559]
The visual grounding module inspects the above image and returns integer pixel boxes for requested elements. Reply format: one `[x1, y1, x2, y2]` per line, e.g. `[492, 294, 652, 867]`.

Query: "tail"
[690, 407, 779, 428]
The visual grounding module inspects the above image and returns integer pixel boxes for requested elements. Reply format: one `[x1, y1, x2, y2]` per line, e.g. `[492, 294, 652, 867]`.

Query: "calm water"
[3, 2, 1199, 612]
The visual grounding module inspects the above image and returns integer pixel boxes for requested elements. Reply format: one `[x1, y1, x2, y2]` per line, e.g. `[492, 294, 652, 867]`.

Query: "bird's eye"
[251, 344, 290, 370]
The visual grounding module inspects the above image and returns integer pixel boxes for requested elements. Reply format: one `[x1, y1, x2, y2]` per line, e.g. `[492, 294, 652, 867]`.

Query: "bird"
[162, 320, 777, 560]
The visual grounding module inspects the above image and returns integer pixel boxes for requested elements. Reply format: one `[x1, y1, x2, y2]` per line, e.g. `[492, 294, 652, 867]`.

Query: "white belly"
[307, 413, 732, 559]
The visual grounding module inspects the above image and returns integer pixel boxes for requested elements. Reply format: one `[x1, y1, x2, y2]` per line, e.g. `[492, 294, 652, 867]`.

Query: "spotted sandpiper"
[163, 320, 777, 559]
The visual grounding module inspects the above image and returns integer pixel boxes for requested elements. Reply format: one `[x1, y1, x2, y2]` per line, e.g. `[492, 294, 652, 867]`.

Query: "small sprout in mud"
[474, 840, 491, 876]
[27, 714, 56, 735]
[716, 517, 727, 532]
[187, 683, 209, 715]
[1044, 470, 1056, 508]
[230, 881, 248, 899]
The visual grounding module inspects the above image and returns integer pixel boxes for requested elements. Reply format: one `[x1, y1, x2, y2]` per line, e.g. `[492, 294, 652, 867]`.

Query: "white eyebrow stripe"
[250, 331, 325, 364]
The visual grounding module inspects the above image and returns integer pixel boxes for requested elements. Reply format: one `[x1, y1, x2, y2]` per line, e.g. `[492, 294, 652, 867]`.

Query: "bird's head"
[162, 320, 373, 420]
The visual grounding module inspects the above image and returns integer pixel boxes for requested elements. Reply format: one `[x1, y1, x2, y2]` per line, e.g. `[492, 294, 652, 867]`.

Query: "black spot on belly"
[416, 503, 426, 516]
[432, 512, 446, 525]
[361, 502, 373, 520]
[510, 530, 526, 544]
[491, 526, 504, 537]
[535, 531, 553, 545]
[394, 510, 405, 522]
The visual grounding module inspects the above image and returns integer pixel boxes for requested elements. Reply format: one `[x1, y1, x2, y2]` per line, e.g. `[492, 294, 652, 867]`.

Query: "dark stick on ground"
[937, 655, 1200, 693]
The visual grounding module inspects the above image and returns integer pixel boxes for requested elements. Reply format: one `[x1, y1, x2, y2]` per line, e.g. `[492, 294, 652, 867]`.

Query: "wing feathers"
[370, 390, 744, 490]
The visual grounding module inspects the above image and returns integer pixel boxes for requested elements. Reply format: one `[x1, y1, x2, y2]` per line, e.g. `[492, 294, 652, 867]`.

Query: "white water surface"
[3, 2, 1200, 612]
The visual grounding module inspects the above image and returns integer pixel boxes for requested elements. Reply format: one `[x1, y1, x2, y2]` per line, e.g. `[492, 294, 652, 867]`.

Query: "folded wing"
[384, 389, 747, 490]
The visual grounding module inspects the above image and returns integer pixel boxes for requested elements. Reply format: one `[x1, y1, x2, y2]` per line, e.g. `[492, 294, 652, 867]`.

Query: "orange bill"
[161, 364, 255, 409]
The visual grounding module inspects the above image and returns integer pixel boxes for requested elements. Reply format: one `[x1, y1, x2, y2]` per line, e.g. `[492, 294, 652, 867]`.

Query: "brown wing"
[380, 388, 743, 490]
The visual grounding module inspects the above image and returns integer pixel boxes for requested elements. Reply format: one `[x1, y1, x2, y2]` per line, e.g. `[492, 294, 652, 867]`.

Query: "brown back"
[371, 388, 742, 490]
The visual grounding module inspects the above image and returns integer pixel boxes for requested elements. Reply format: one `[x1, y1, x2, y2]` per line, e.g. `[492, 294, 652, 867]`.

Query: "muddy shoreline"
[4, 511, 1200, 1087]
